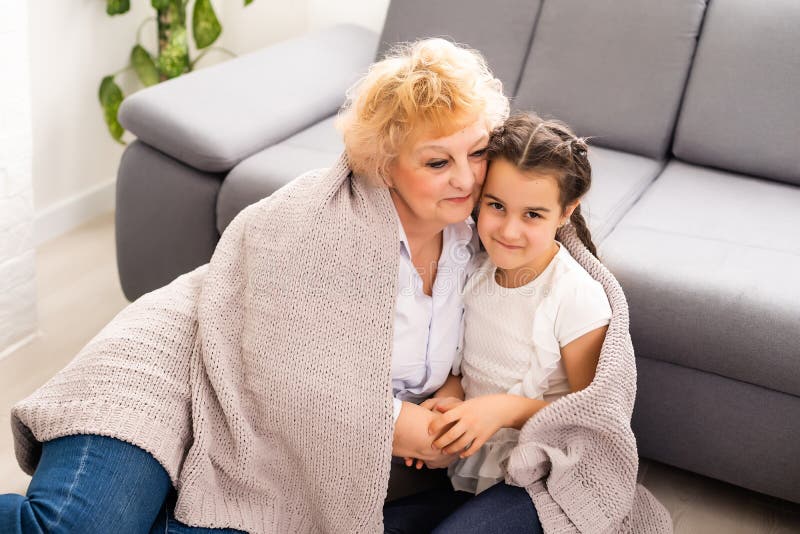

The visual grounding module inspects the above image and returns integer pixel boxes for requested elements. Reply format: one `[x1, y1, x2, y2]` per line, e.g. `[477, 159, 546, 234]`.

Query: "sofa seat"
[600, 160, 800, 397]
[216, 117, 664, 243]
[582, 147, 664, 243]
[216, 116, 344, 233]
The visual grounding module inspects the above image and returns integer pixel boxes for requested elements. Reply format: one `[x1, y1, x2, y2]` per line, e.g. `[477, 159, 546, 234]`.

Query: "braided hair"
[485, 112, 598, 257]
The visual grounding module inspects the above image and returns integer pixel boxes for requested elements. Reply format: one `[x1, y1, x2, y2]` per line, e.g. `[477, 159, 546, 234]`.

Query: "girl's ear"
[562, 199, 580, 225]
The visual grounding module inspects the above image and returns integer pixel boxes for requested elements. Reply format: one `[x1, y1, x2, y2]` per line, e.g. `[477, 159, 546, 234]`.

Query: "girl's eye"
[470, 148, 488, 158]
[427, 159, 448, 169]
[488, 201, 504, 211]
[525, 211, 541, 219]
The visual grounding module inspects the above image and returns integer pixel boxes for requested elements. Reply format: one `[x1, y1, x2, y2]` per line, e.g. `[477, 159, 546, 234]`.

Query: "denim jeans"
[383, 481, 543, 534]
[0, 434, 244, 534]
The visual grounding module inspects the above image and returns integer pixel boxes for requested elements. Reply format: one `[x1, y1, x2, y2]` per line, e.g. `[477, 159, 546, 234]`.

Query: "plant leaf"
[106, 0, 130, 15]
[193, 0, 222, 49]
[151, 0, 170, 9]
[98, 76, 125, 143]
[131, 45, 160, 87]
[156, 25, 190, 79]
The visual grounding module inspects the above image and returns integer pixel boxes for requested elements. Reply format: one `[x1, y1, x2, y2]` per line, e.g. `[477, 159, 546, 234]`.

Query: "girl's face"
[478, 157, 577, 287]
[387, 118, 490, 231]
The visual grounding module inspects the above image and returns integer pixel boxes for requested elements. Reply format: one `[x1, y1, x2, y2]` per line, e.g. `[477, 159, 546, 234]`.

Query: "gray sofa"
[115, 0, 800, 504]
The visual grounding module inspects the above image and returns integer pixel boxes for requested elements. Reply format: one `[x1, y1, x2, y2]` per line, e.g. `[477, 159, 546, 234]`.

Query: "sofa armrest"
[118, 24, 378, 172]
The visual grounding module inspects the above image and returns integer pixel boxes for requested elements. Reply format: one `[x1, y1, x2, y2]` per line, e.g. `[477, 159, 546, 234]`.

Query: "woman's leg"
[0, 433, 172, 534]
[383, 487, 473, 534]
[431, 482, 543, 534]
[148, 488, 245, 534]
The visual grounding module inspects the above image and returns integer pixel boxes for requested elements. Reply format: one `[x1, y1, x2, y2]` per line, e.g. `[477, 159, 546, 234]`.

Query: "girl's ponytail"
[568, 204, 597, 257]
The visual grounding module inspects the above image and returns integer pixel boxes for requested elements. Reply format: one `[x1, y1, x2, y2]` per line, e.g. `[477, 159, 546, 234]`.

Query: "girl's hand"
[427, 394, 510, 458]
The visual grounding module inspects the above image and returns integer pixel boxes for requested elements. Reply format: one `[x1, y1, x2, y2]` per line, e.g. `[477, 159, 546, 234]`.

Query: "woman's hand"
[393, 401, 450, 463]
[401, 397, 462, 469]
[427, 394, 510, 458]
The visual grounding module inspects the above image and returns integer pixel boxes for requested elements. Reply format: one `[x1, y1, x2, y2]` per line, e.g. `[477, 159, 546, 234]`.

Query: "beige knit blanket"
[11, 153, 671, 533]
[506, 224, 673, 533]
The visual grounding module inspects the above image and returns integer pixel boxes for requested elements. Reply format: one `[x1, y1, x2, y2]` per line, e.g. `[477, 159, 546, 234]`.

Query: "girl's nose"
[499, 218, 522, 242]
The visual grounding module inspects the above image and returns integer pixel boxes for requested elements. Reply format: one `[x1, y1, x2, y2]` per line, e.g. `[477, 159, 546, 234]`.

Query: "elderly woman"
[0, 39, 514, 533]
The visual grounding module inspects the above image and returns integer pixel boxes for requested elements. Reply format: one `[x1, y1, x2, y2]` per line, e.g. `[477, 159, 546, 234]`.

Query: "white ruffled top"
[449, 242, 612, 494]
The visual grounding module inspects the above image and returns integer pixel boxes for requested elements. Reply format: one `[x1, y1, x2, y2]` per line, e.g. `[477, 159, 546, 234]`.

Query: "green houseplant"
[100, 0, 255, 144]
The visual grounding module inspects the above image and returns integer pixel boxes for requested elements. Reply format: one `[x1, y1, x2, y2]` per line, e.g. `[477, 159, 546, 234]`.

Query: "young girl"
[395, 112, 612, 531]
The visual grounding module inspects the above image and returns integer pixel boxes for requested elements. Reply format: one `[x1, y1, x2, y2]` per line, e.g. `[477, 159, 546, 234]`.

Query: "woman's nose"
[449, 161, 475, 191]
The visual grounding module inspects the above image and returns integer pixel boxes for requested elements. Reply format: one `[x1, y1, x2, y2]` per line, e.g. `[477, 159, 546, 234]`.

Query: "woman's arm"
[432, 373, 464, 400]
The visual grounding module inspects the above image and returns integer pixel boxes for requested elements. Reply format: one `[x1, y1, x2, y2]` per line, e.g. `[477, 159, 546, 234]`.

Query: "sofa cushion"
[216, 116, 343, 234]
[673, 0, 800, 185]
[119, 25, 375, 173]
[377, 0, 541, 94]
[600, 161, 800, 397]
[514, 0, 706, 159]
[582, 147, 664, 244]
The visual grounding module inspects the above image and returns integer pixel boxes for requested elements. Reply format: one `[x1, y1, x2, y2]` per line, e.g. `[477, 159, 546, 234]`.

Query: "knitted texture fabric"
[12, 153, 400, 533]
[10, 153, 671, 533]
[504, 223, 673, 533]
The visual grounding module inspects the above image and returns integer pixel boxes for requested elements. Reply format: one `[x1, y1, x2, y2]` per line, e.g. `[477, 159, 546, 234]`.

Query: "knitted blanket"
[504, 224, 673, 533]
[11, 153, 671, 533]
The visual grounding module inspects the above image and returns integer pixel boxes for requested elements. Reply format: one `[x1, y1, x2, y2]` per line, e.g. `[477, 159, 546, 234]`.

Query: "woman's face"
[387, 119, 490, 230]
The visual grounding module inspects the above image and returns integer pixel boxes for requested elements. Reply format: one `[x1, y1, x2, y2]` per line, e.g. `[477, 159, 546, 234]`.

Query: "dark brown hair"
[485, 112, 597, 256]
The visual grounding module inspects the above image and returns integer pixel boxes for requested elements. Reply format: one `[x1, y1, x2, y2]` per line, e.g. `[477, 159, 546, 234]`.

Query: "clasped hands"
[403, 394, 507, 470]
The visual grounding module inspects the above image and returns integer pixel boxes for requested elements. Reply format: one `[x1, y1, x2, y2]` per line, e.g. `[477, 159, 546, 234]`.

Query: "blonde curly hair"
[336, 38, 509, 184]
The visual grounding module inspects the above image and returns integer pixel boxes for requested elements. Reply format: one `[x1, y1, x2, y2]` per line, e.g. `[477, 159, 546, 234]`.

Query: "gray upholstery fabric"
[581, 147, 664, 244]
[673, 0, 800, 185]
[377, 0, 541, 94]
[600, 161, 800, 396]
[514, 0, 706, 159]
[118, 25, 377, 173]
[216, 116, 343, 234]
[633, 358, 800, 503]
[116, 141, 222, 300]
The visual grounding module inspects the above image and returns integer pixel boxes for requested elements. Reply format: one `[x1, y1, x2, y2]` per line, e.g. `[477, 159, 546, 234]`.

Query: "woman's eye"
[427, 159, 448, 169]
[470, 148, 488, 158]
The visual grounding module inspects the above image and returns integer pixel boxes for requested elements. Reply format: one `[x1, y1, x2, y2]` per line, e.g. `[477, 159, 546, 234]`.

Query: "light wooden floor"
[1, 213, 799, 533]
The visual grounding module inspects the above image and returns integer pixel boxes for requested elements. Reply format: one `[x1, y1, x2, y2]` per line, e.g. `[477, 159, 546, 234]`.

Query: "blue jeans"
[383, 482, 543, 534]
[0, 434, 244, 534]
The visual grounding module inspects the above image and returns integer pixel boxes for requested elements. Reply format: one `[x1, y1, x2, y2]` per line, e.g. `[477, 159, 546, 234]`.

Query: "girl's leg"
[148, 488, 246, 534]
[432, 482, 543, 534]
[383, 487, 473, 534]
[0, 433, 172, 534]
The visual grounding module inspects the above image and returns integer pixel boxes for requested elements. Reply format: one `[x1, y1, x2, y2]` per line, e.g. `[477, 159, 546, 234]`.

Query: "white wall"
[0, 0, 37, 356]
[307, 0, 389, 34]
[26, 0, 388, 245]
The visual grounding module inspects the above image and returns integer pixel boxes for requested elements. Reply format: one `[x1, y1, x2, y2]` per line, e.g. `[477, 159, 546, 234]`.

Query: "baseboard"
[34, 179, 116, 246]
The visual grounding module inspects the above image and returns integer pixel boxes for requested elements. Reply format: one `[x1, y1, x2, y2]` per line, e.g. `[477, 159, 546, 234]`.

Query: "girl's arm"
[503, 323, 608, 429]
[429, 325, 608, 455]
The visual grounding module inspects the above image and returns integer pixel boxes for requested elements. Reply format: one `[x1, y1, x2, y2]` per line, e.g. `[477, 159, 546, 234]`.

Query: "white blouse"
[391, 210, 478, 422]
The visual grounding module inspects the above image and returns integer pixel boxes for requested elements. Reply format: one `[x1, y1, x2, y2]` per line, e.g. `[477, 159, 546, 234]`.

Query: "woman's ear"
[381, 163, 396, 189]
